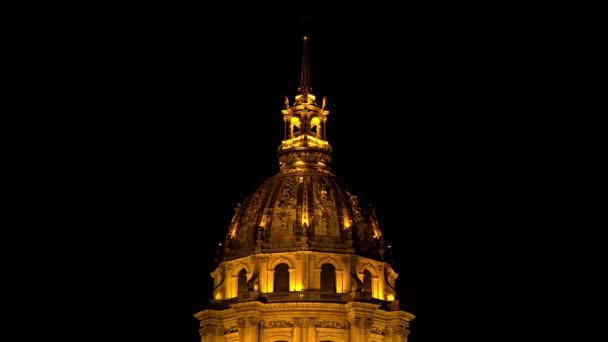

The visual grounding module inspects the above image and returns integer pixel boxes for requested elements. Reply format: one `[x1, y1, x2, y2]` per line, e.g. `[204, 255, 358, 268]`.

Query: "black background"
[8, 1, 606, 342]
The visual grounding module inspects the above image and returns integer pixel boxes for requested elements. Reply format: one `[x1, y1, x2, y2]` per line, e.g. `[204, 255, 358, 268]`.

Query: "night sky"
[9, 2, 606, 342]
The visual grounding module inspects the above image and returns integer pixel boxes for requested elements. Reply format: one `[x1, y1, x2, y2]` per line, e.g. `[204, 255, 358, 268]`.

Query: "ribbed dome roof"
[217, 35, 387, 263]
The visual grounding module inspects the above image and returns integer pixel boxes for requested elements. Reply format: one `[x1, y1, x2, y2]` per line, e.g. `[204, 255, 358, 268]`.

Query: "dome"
[195, 35, 414, 342]
[216, 35, 388, 264]
[217, 167, 388, 262]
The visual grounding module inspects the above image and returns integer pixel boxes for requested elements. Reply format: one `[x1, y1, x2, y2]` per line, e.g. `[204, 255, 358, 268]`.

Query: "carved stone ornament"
[200, 324, 221, 336]
[371, 325, 388, 336]
[248, 317, 261, 325]
[317, 320, 349, 329]
[224, 325, 238, 334]
[266, 320, 295, 328]
[392, 324, 408, 336]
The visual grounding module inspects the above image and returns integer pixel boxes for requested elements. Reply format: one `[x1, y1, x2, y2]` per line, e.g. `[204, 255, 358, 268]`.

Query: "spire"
[292, 34, 317, 106]
[298, 34, 312, 97]
[278, 33, 332, 171]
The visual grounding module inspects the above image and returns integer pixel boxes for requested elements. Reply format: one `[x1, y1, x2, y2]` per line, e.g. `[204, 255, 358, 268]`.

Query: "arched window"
[320, 263, 336, 292]
[237, 268, 248, 293]
[274, 263, 290, 292]
[362, 269, 372, 293]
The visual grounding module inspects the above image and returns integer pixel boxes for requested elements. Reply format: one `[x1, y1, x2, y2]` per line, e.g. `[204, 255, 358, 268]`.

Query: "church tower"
[194, 34, 415, 342]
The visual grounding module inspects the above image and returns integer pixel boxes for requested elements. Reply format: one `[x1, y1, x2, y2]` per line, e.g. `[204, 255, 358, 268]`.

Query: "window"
[362, 269, 372, 293]
[320, 263, 336, 292]
[238, 268, 248, 293]
[274, 263, 290, 292]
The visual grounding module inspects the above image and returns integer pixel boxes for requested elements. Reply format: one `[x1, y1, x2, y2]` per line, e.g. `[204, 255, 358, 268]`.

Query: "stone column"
[288, 268, 296, 292]
[313, 268, 321, 291]
[237, 318, 246, 342]
[293, 317, 303, 342]
[267, 269, 275, 293]
[302, 254, 309, 290]
[246, 316, 261, 342]
[306, 317, 316, 342]
[372, 275, 379, 299]
[309, 255, 317, 290]
[295, 254, 303, 291]
[363, 317, 373, 342]
[349, 316, 362, 342]
[226, 264, 234, 299]
[342, 256, 350, 293]
[335, 270, 344, 293]
[260, 257, 269, 293]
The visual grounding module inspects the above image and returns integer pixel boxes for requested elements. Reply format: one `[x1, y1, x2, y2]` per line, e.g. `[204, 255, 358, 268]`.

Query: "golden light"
[343, 209, 351, 229]
[343, 218, 351, 229]
[386, 294, 395, 301]
[371, 221, 382, 239]
[281, 135, 329, 149]
[260, 215, 267, 227]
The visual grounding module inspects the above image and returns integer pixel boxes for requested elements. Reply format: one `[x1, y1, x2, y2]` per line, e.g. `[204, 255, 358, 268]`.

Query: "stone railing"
[263, 291, 350, 303]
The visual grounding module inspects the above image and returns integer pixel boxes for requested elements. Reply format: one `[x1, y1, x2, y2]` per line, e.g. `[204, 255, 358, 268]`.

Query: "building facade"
[194, 34, 415, 342]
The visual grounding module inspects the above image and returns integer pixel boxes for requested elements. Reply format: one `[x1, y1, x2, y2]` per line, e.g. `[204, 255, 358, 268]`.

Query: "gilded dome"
[196, 35, 415, 342]
[216, 35, 388, 263]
